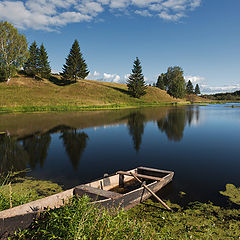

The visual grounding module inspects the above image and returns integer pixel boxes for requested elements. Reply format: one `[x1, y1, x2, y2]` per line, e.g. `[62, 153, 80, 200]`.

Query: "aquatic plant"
[220, 184, 240, 205]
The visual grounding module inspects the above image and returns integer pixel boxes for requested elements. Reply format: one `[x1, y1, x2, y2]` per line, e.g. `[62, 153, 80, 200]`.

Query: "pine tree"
[186, 80, 194, 94]
[156, 73, 166, 90]
[127, 57, 147, 98]
[38, 43, 51, 79]
[61, 40, 89, 82]
[195, 84, 201, 95]
[24, 41, 39, 78]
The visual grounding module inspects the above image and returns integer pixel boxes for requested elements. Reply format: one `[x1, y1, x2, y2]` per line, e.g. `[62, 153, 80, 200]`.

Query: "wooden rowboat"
[75, 166, 174, 210]
[0, 166, 174, 237]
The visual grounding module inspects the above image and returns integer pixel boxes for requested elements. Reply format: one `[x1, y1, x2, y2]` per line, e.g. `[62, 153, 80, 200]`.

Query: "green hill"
[0, 74, 187, 112]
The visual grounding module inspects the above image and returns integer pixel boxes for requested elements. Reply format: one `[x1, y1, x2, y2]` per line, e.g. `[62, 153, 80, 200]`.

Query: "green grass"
[0, 74, 192, 113]
[12, 196, 158, 240]
[10, 184, 240, 240]
[0, 171, 63, 211]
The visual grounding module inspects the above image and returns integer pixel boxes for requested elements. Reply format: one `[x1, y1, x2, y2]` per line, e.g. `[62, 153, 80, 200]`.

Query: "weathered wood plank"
[74, 185, 122, 200]
[116, 171, 162, 181]
[137, 166, 173, 174]
[130, 172, 172, 211]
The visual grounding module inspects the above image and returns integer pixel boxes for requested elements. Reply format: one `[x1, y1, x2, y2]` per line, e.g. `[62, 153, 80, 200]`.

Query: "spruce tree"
[127, 57, 147, 98]
[24, 41, 39, 78]
[195, 84, 201, 95]
[156, 73, 166, 90]
[61, 40, 89, 82]
[186, 80, 194, 94]
[38, 43, 51, 79]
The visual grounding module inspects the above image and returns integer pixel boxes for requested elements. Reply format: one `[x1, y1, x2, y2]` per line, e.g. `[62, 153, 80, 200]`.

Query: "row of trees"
[0, 21, 89, 83]
[24, 41, 51, 79]
[186, 80, 200, 95]
[127, 60, 201, 99]
[1, 21, 200, 100]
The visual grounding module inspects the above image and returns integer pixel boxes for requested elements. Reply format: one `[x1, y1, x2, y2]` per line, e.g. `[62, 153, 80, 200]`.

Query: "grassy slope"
[0, 74, 186, 112]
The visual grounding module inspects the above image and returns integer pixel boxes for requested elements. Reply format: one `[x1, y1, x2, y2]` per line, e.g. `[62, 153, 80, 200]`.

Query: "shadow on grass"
[106, 86, 130, 95]
[48, 76, 75, 86]
[90, 81, 131, 96]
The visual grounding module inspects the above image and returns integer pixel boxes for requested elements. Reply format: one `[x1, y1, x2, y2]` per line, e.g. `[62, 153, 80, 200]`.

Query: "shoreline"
[0, 101, 215, 114]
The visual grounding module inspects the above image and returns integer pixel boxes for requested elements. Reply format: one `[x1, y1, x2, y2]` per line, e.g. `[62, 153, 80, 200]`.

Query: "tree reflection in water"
[22, 133, 51, 169]
[60, 129, 89, 170]
[0, 134, 28, 173]
[127, 112, 145, 152]
[157, 107, 199, 141]
[0, 106, 200, 173]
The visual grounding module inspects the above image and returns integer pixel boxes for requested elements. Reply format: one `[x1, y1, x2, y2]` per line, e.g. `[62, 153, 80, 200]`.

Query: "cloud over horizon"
[0, 0, 202, 31]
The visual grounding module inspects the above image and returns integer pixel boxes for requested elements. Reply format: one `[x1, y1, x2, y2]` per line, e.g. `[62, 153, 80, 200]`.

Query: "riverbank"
[1, 173, 240, 239]
[0, 74, 208, 113]
[9, 186, 240, 239]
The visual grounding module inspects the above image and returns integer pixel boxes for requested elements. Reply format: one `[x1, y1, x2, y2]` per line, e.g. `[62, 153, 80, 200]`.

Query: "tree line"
[0, 21, 88, 83]
[1, 21, 200, 100]
[128, 60, 201, 99]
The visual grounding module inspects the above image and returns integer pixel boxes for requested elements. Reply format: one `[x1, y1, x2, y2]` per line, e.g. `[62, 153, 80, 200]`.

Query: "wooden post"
[119, 174, 124, 188]
[130, 172, 172, 211]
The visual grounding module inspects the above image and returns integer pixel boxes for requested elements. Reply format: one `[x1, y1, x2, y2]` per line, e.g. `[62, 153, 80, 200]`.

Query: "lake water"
[1, 104, 240, 206]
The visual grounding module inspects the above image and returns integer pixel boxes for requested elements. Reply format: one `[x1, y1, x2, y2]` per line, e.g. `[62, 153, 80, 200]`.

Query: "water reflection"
[157, 107, 199, 141]
[0, 106, 200, 173]
[60, 130, 89, 170]
[0, 134, 28, 173]
[22, 133, 51, 169]
[127, 112, 145, 152]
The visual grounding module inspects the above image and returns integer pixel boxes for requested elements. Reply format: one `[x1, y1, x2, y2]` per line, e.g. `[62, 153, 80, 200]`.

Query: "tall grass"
[13, 196, 158, 240]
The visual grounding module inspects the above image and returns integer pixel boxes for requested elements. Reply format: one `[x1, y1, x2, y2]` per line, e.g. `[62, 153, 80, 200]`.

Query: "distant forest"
[202, 90, 240, 101]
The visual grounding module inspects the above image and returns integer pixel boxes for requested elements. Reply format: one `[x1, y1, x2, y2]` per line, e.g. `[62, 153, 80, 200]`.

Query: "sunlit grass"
[0, 75, 183, 113]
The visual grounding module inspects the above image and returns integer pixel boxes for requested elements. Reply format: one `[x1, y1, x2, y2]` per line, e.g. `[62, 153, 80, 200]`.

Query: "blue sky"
[1, 0, 240, 93]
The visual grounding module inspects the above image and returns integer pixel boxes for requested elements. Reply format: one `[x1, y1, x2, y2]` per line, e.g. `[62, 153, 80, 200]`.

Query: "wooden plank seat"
[116, 171, 162, 181]
[74, 185, 122, 201]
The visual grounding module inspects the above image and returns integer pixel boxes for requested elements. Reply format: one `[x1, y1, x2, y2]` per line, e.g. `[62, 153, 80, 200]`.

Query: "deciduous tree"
[0, 21, 28, 82]
[156, 73, 166, 90]
[166, 66, 185, 98]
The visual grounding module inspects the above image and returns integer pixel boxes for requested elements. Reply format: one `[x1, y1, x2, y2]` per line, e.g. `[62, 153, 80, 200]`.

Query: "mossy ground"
[0, 177, 63, 211]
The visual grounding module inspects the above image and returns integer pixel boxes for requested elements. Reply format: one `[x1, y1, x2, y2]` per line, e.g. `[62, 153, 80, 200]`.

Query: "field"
[0, 74, 200, 113]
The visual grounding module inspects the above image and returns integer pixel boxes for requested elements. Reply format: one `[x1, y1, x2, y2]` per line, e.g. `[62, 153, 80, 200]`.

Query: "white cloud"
[184, 75, 240, 94]
[0, 0, 202, 31]
[93, 71, 100, 76]
[201, 84, 240, 94]
[185, 75, 205, 83]
[103, 73, 115, 79]
[135, 10, 152, 17]
[88, 71, 123, 83]
[113, 75, 121, 82]
[124, 74, 130, 80]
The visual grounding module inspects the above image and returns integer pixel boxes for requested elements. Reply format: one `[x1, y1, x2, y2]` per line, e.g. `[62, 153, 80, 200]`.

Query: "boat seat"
[116, 171, 162, 181]
[74, 185, 122, 201]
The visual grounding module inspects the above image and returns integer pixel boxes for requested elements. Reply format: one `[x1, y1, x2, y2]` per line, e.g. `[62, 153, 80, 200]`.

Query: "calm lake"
[1, 104, 240, 206]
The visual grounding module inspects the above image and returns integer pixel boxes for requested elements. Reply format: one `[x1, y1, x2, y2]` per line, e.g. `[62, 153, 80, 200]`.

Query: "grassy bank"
[8, 184, 240, 239]
[0, 172, 63, 211]
[0, 74, 196, 113]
